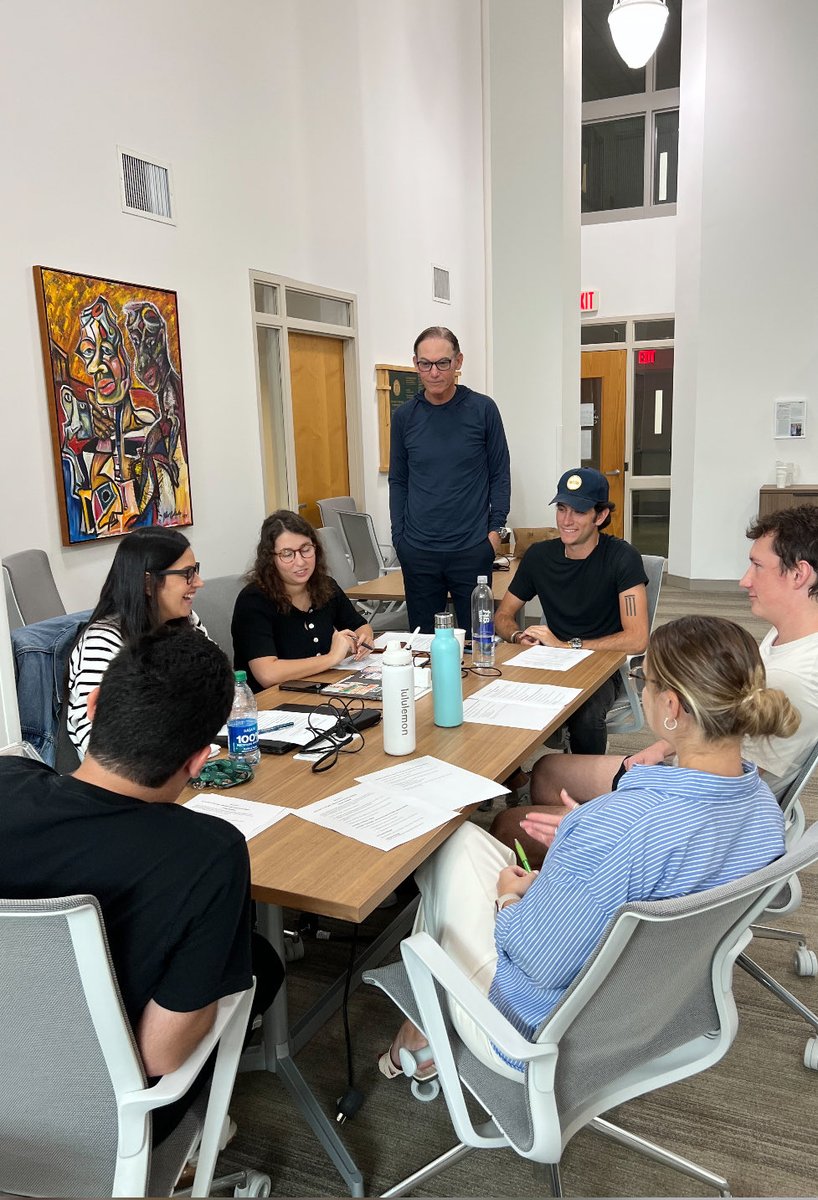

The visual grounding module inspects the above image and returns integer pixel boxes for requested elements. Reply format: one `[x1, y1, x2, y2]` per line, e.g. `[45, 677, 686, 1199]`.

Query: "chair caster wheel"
[235, 1169, 272, 1196]
[794, 947, 818, 977]
[411, 1076, 440, 1102]
[804, 1037, 818, 1071]
[284, 934, 305, 962]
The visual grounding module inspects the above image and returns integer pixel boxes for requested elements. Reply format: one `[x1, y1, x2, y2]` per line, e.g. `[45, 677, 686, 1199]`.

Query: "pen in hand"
[514, 838, 532, 873]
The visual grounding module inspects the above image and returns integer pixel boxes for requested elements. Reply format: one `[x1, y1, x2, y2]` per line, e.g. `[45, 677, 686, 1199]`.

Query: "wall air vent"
[432, 264, 451, 304]
[118, 147, 175, 225]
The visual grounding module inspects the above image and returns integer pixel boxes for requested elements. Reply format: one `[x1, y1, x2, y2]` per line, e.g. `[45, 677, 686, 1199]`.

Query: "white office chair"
[2, 549, 66, 628]
[0, 895, 268, 1198]
[316, 496, 358, 569]
[737, 740, 818, 1067]
[366, 823, 818, 1197]
[191, 574, 244, 660]
[316, 527, 408, 632]
[338, 510, 401, 584]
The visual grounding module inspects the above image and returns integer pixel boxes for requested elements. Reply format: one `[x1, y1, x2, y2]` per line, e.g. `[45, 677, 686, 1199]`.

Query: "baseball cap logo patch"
[566, 474, 583, 490]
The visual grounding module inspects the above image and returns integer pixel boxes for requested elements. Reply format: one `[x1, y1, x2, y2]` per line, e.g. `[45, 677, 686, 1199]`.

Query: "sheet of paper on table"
[462, 696, 563, 730]
[357, 754, 510, 809]
[505, 644, 592, 671]
[217, 709, 339, 748]
[462, 678, 582, 731]
[294, 783, 459, 851]
[184, 794, 292, 841]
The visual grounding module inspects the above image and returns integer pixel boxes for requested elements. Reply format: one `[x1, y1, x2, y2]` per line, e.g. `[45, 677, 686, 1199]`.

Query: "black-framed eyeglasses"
[155, 562, 200, 585]
[274, 544, 316, 563]
[416, 357, 454, 373]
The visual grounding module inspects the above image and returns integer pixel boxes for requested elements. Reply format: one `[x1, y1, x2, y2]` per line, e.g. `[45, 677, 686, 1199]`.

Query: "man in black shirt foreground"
[0, 626, 282, 1138]
[495, 468, 648, 754]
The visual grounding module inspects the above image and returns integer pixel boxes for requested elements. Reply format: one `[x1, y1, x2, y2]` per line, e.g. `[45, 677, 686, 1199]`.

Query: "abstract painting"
[34, 266, 194, 544]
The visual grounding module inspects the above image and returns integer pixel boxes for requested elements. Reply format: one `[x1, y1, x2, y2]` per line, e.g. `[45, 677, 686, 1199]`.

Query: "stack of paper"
[506, 644, 592, 671]
[463, 678, 581, 730]
[292, 755, 509, 851]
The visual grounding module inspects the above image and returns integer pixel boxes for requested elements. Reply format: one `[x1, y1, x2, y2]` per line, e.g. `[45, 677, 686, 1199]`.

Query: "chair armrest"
[403, 933, 556, 1069]
[118, 987, 254, 1155]
[381, 566, 402, 575]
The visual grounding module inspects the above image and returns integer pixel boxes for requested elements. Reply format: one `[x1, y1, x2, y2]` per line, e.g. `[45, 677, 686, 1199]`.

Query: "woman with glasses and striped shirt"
[231, 509, 372, 693]
[66, 527, 207, 758]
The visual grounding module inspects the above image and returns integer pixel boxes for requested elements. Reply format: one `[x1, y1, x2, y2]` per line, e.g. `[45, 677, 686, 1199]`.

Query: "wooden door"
[580, 349, 626, 538]
[288, 332, 350, 528]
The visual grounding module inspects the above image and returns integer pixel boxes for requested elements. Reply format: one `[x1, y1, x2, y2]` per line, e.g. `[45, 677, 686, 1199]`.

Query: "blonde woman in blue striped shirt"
[380, 616, 796, 1084]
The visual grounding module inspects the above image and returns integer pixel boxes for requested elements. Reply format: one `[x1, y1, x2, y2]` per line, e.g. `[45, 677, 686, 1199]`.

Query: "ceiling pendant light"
[608, 0, 669, 69]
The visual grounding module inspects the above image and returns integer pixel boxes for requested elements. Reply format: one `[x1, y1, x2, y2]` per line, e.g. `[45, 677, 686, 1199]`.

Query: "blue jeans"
[566, 671, 621, 755]
[396, 538, 496, 634]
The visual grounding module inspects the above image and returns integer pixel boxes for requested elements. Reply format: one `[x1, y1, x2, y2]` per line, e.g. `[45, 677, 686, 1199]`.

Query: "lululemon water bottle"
[381, 644, 416, 755]
[471, 575, 495, 667]
[431, 612, 463, 728]
[227, 670, 261, 765]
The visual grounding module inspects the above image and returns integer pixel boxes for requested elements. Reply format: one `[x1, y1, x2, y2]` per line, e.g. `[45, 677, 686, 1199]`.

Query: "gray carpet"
[217, 585, 818, 1197]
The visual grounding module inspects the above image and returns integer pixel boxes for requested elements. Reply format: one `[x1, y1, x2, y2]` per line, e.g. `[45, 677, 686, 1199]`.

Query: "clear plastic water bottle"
[227, 670, 261, 765]
[431, 612, 463, 728]
[471, 575, 495, 667]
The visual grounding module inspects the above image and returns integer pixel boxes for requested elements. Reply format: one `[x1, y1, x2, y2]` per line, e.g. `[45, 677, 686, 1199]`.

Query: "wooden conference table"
[180, 641, 624, 1195]
[346, 557, 520, 606]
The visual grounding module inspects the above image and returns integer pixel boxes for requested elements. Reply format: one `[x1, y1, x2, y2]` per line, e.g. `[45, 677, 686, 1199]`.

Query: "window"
[581, 0, 681, 221]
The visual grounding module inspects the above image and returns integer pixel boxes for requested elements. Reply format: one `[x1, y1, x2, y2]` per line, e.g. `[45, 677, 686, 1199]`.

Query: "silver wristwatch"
[568, 637, 583, 650]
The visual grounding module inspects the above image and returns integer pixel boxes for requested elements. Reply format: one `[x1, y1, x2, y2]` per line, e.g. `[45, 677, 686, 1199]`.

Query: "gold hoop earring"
[663, 716, 678, 732]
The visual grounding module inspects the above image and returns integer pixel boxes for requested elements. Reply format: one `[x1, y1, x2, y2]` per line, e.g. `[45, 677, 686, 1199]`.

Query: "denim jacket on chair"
[11, 611, 91, 767]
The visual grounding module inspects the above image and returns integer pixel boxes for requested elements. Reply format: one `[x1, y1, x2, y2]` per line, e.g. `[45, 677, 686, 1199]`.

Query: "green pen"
[514, 838, 532, 873]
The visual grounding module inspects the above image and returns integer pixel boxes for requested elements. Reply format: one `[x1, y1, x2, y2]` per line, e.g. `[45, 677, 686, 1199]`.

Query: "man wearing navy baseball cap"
[494, 467, 648, 754]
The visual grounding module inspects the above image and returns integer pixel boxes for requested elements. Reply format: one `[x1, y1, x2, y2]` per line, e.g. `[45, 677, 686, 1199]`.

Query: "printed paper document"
[358, 755, 510, 809]
[184, 795, 291, 841]
[294, 784, 458, 851]
[506, 645, 592, 671]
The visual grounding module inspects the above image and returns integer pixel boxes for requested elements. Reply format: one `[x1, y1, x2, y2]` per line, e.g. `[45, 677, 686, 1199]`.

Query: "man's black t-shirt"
[509, 534, 647, 642]
[232, 580, 367, 693]
[0, 757, 253, 1029]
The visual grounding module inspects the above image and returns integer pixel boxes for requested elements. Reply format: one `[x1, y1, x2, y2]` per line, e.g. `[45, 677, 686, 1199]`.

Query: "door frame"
[579, 314, 675, 546]
[249, 270, 364, 515]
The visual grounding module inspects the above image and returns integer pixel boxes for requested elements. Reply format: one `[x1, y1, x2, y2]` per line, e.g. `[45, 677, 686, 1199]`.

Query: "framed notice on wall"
[376, 364, 420, 472]
[774, 397, 807, 439]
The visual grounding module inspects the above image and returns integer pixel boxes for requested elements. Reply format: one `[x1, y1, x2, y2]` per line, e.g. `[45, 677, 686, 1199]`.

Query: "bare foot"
[389, 1018, 434, 1071]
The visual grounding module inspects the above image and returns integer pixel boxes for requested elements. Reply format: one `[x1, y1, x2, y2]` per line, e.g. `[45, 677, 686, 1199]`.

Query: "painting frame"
[34, 265, 194, 545]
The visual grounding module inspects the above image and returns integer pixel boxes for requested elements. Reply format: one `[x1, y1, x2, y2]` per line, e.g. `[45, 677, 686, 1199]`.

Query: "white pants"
[414, 822, 523, 1082]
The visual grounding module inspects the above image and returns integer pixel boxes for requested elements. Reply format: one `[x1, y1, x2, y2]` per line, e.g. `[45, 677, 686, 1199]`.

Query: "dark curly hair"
[247, 509, 335, 613]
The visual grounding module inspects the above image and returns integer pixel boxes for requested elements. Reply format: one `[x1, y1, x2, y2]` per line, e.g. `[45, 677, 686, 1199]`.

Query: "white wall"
[485, 0, 582, 527]
[0, 0, 485, 610]
[670, 0, 818, 582]
[582, 217, 676, 320]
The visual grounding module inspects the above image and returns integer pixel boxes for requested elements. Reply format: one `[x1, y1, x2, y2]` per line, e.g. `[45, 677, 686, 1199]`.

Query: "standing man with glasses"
[389, 326, 511, 633]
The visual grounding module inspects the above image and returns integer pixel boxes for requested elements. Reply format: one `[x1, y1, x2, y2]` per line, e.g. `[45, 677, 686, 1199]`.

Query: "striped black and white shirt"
[66, 613, 207, 758]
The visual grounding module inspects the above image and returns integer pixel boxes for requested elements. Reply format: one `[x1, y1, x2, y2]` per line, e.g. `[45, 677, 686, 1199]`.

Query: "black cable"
[305, 697, 369, 773]
[335, 925, 364, 1122]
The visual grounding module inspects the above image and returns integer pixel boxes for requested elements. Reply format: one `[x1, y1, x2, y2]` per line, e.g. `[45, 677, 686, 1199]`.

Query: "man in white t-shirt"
[491, 505, 818, 861]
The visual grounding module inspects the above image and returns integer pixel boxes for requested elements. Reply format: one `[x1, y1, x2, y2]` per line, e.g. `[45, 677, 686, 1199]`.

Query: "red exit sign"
[580, 289, 598, 312]
[638, 349, 656, 365]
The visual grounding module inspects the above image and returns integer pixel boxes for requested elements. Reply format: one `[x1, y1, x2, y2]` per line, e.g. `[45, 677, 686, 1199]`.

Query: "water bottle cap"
[383, 645, 412, 666]
[477, 575, 488, 584]
[434, 612, 454, 629]
[234, 670, 247, 683]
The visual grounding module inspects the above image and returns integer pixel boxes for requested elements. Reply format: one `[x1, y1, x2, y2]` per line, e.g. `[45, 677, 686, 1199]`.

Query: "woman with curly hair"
[231, 509, 373, 692]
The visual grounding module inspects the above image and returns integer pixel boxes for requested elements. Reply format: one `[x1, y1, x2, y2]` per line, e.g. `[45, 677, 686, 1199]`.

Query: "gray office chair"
[605, 552, 665, 735]
[337, 510, 400, 584]
[191, 574, 244, 660]
[737, 740, 818, 1067]
[2, 549, 65, 628]
[316, 527, 408, 633]
[0, 894, 267, 1199]
[316, 496, 358, 568]
[366, 823, 818, 1198]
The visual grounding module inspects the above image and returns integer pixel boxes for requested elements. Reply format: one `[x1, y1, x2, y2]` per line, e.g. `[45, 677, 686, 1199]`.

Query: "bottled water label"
[227, 716, 258, 758]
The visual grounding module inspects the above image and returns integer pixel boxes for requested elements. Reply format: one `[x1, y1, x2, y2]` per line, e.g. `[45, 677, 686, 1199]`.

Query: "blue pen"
[264, 720, 295, 733]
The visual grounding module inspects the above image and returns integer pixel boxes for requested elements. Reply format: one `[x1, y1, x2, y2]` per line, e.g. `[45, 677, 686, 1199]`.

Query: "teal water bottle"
[431, 612, 463, 728]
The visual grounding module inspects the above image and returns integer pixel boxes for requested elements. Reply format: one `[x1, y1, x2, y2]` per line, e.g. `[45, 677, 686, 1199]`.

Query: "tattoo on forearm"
[624, 593, 637, 617]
